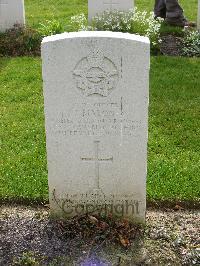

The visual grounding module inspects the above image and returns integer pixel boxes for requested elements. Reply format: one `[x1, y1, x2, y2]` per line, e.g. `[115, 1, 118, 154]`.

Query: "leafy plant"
[0, 25, 41, 56]
[0, 19, 64, 56]
[12, 252, 41, 265]
[70, 8, 163, 50]
[181, 29, 200, 57]
[38, 19, 64, 37]
[70, 13, 88, 31]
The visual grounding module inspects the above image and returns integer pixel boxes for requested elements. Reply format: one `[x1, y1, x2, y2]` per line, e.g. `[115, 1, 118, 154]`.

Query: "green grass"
[148, 57, 200, 202]
[0, 0, 199, 204]
[25, 0, 198, 29]
[0, 57, 200, 203]
[25, 0, 88, 29]
[0, 58, 48, 201]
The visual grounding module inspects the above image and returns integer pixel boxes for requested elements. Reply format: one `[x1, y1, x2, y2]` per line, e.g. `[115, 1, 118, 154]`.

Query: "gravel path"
[0, 205, 199, 266]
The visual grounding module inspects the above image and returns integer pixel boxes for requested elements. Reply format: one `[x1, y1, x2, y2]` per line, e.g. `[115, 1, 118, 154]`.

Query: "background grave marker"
[88, 0, 134, 21]
[0, 0, 25, 32]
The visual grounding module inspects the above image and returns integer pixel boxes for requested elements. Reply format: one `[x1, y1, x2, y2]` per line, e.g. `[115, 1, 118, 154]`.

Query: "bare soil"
[0, 205, 199, 266]
[160, 34, 183, 56]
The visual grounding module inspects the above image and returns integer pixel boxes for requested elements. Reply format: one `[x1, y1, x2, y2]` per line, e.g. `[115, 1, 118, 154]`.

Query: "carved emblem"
[73, 49, 119, 97]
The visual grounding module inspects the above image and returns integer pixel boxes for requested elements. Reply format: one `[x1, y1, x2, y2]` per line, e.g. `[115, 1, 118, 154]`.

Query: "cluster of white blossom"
[144, 11, 163, 46]
[70, 14, 91, 31]
[70, 7, 163, 48]
[182, 29, 200, 57]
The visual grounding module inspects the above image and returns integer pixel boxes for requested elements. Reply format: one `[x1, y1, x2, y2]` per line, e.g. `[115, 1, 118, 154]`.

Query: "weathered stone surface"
[88, 0, 134, 21]
[42, 31, 150, 223]
[0, 0, 25, 32]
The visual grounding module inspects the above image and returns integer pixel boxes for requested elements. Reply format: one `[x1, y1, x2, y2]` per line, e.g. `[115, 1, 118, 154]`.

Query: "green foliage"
[13, 252, 41, 266]
[24, 0, 198, 28]
[160, 21, 184, 36]
[70, 13, 88, 31]
[71, 8, 163, 51]
[38, 19, 64, 37]
[0, 0, 199, 204]
[0, 57, 48, 201]
[148, 56, 200, 201]
[0, 19, 64, 56]
[25, 0, 88, 29]
[0, 57, 200, 203]
[181, 29, 200, 57]
[0, 19, 63, 56]
[0, 25, 41, 56]
[0, 0, 198, 56]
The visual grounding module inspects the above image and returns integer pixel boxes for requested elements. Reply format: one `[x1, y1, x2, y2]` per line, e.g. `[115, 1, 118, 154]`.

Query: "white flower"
[70, 9, 163, 48]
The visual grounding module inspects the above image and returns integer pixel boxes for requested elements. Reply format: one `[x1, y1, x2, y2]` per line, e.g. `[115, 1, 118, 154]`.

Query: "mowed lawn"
[25, 0, 198, 28]
[0, 0, 199, 204]
[0, 57, 200, 203]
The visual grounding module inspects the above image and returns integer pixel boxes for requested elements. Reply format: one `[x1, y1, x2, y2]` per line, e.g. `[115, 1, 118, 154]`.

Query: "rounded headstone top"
[42, 31, 150, 45]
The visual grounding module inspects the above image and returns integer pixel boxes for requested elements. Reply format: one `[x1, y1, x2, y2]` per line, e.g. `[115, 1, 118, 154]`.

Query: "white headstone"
[198, 0, 200, 30]
[88, 0, 134, 21]
[42, 31, 150, 223]
[0, 0, 25, 32]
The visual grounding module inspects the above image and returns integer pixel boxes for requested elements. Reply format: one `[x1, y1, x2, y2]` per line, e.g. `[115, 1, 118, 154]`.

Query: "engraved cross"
[81, 141, 113, 189]
[103, 0, 120, 10]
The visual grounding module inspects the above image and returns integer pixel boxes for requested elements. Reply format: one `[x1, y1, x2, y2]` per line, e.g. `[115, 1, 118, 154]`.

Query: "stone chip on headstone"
[0, 0, 25, 32]
[88, 0, 134, 21]
[42, 31, 150, 223]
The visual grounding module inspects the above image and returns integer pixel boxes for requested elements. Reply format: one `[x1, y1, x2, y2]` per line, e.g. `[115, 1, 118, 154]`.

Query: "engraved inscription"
[52, 101, 142, 137]
[81, 141, 113, 189]
[103, 0, 120, 10]
[73, 49, 119, 97]
[53, 189, 141, 216]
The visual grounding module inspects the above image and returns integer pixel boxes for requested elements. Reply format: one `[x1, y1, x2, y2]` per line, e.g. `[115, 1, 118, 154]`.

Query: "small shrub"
[0, 25, 41, 56]
[12, 251, 41, 265]
[38, 19, 64, 37]
[70, 13, 88, 31]
[70, 8, 163, 51]
[181, 29, 200, 57]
